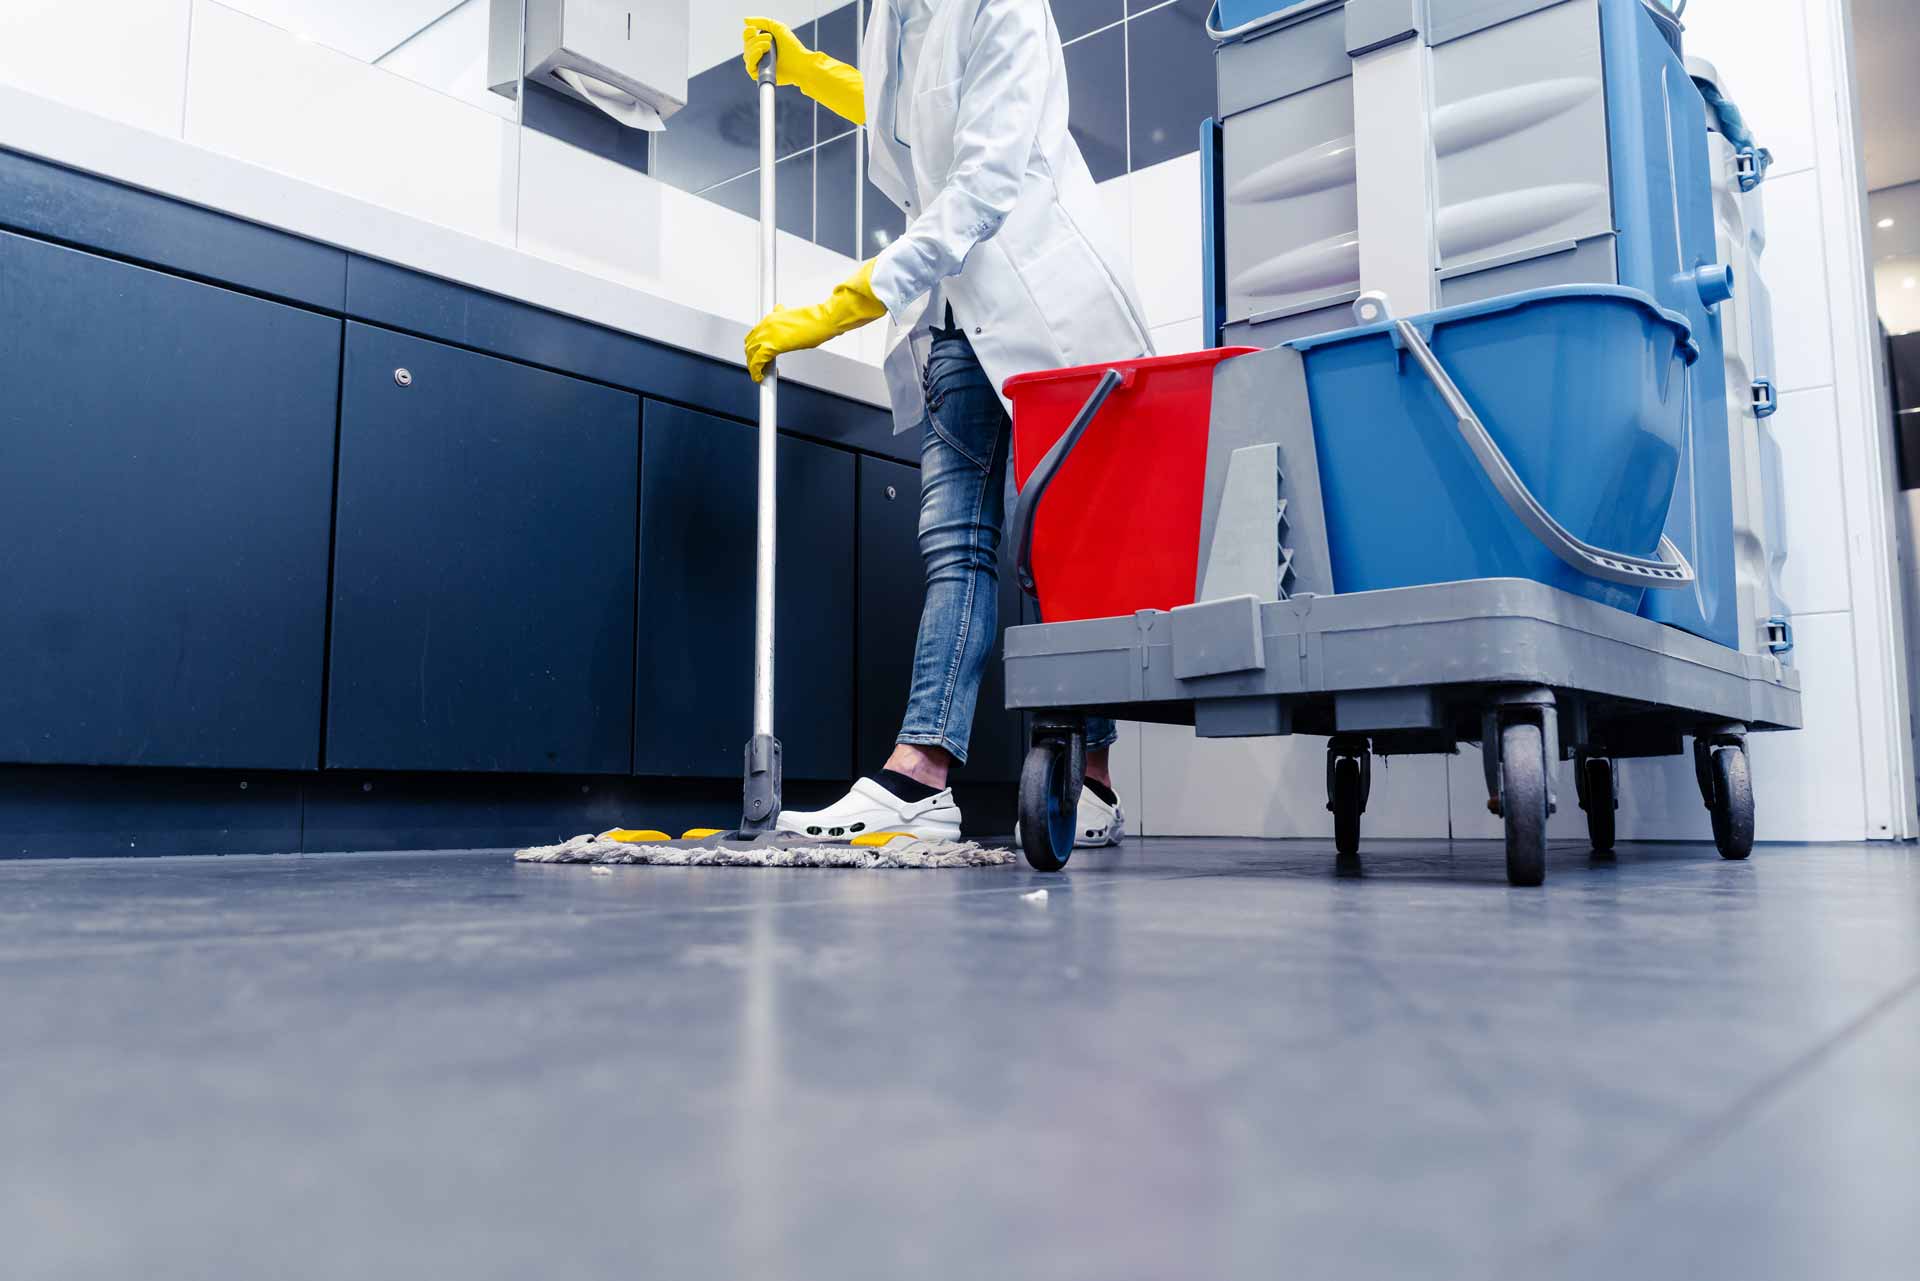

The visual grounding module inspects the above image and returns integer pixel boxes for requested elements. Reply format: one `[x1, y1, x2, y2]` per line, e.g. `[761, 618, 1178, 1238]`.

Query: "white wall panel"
[0, 0, 191, 137]
[1681, 0, 1819, 179]
[1759, 172, 1838, 394]
[1771, 386, 1853, 617]
[185, 1, 516, 245]
[1129, 151, 1202, 330]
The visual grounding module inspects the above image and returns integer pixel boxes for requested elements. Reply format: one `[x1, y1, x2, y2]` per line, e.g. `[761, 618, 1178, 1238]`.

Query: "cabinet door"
[854, 457, 924, 771]
[326, 324, 639, 773]
[635, 404, 853, 781]
[0, 231, 338, 769]
[854, 456, 1024, 784]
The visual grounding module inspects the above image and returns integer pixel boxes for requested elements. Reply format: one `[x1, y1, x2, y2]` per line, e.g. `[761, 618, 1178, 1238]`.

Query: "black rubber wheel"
[1582, 757, 1616, 854]
[1019, 739, 1081, 872]
[1332, 755, 1363, 857]
[1708, 744, 1755, 860]
[1501, 721, 1548, 887]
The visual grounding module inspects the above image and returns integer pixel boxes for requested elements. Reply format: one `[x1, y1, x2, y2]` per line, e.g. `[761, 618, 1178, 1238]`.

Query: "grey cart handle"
[1364, 294, 1694, 590]
[1012, 368, 1128, 598]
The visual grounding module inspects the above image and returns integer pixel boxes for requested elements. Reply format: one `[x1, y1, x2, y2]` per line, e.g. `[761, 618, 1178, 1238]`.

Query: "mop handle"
[753, 48, 778, 742]
[736, 46, 785, 835]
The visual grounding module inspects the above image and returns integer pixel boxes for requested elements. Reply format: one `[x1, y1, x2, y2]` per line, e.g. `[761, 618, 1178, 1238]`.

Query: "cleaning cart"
[1002, 0, 1800, 884]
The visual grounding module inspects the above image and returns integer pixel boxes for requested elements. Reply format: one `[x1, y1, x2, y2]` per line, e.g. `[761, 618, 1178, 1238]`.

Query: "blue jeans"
[895, 325, 1118, 765]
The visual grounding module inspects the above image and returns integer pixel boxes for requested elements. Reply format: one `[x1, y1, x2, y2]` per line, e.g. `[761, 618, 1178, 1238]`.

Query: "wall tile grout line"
[178, 0, 196, 140]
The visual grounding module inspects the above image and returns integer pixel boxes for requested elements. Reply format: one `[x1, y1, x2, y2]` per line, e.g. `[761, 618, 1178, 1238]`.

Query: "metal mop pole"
[741, 47, 783, 834]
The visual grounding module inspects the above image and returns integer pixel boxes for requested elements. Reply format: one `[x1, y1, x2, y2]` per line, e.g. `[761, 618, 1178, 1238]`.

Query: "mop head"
[515, 829, 1016, 869]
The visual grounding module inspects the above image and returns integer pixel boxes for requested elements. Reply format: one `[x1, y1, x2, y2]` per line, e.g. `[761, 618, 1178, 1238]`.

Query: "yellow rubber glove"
[741, 16, 867, 126]
[745, 260, 887, 383]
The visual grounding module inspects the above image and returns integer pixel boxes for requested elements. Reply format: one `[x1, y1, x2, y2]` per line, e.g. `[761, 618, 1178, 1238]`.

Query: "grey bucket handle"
[1207, 0, 1342, 43]
[1011, 367, 1128, 599]
[1357, 293, 1695, 591]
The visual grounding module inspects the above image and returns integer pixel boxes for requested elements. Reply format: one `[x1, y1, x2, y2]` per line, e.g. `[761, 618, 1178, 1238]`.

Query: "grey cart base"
[1002, 579, 1803, 884]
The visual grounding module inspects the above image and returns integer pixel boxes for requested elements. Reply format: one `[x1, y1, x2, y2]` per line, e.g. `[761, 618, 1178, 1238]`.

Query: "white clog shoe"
[1017, 785, 1126, 849]
[776, 777, 964, 842]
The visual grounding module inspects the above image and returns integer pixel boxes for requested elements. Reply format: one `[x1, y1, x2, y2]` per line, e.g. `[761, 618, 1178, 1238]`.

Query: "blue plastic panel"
[0, 232, 340, 769]
[1596, 0, 1737, 648]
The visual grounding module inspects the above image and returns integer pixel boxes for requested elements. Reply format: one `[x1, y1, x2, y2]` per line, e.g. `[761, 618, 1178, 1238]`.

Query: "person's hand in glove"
[741, 16, 866, 126]
[745, 260, 887, 383]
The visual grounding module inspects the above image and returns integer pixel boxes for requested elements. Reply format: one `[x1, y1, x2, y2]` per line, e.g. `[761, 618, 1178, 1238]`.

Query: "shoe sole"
[1015, 821, 1125, 849]
[776, 820, 964, 843]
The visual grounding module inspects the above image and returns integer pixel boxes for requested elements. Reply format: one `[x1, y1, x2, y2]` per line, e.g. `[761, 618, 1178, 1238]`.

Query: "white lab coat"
[863, 0, 1154, 431]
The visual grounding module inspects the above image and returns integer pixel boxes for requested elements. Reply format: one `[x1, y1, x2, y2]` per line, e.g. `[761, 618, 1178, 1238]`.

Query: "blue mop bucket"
[1289, 285, 1699, 615]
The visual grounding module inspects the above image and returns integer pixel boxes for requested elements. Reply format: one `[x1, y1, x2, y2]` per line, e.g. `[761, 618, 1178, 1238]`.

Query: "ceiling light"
[1880, 218, 1898, 229]
[1905, 277, 1916, 290]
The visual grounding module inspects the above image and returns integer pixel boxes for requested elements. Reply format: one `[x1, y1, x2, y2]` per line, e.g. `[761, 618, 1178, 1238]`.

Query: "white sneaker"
[776, 777, 964, 842]
[1017, 785, 1127, 849]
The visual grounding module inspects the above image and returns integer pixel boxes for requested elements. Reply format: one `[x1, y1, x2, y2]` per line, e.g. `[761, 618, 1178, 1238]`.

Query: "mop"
[517, 46, 1011, 871]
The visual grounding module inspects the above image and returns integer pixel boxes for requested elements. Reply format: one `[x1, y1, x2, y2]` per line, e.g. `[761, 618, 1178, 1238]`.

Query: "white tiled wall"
[1772, 386, 1852, 617]
[185, 3, 519, 245]
[1762, 172, 1839, 394]
[1126, 153, 1204, 335]
[0, 0, 192, 137]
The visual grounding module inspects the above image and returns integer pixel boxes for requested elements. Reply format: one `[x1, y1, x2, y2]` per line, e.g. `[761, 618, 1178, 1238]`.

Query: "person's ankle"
[874, 769, 942, 803]
[885, 743, 952, 789]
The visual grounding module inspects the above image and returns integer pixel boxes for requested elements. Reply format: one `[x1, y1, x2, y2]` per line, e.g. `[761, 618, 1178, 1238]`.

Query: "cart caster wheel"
[1331, 756, 1364, 857]
[1019, 735, 1084, 872]
[1501, 721, 1548, 887]
[1325, 736, 1371, 860]
[1705, 743, 1755, 861]
[1579, 756, 1617, 854]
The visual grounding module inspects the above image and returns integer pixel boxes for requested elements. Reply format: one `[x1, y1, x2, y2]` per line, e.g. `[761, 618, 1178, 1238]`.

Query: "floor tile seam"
[1534, 966, 1920, 1262]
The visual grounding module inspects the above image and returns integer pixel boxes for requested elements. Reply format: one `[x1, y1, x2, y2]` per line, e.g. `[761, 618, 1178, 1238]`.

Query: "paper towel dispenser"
[490, 0, 689, 131]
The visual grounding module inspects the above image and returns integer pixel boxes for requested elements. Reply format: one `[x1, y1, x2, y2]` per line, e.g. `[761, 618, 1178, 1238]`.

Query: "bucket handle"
[1207, 0, 1342, 44]
[1011, 367, 1129, 599]
[1368, 293, 1695, 590]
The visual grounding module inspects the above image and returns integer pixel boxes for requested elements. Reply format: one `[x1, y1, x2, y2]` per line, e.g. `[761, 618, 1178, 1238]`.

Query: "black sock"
[1084, 777, 1118, 806]
[875, 768, 941, 802]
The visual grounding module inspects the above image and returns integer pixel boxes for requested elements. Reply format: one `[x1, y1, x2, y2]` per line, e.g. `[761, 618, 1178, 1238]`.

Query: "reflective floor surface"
[3, 837, 1916, 1279]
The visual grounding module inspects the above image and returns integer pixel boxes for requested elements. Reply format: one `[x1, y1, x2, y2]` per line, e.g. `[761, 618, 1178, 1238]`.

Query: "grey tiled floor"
[3, 838, 1916, 1279]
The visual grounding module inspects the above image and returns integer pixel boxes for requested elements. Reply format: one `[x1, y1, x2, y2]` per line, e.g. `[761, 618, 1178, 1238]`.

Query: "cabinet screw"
[394, 368, 413, 387]
[885, 485, 897, 499]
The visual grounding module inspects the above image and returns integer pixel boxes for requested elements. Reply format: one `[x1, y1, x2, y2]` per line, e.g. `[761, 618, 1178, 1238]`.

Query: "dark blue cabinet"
[853, 456, 1024, 785]
[855, 457, 924, 773]
[635, 403, 854, 781]
[0, 231, 339, 769]
[326, 324, 640, 773]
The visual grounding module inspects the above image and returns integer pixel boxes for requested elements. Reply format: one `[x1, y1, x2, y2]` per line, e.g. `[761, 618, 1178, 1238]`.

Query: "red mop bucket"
[1007, 347, 1258, 623]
